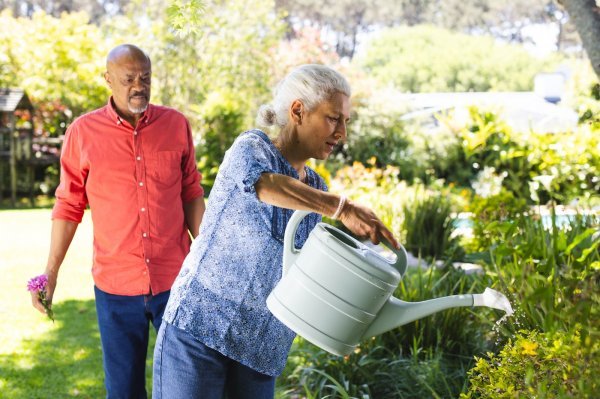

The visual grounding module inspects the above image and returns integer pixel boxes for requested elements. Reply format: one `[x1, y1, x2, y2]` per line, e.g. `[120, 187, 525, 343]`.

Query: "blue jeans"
[94, 286, 170, 399]
[153, 322, 276, 399]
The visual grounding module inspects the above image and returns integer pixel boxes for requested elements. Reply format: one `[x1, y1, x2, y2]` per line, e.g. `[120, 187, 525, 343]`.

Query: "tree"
[111, 0, 285, 190]
[274, 0, 590, 62]
[0, 10, 110, 134]
[275, 0, 406, 59]
[354, 25, 560, 93]
[559, 0, 600, 79]
[0, 0, 129, 22]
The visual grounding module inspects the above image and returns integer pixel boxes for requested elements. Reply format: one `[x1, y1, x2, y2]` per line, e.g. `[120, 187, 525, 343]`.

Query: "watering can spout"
[473, 287, 514, 315]
[361, 288, 513, 340]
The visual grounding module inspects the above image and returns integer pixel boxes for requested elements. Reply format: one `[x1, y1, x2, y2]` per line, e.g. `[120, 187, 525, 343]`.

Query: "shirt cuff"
[51, 202, 85, 223]
[182, 184, 204, 203]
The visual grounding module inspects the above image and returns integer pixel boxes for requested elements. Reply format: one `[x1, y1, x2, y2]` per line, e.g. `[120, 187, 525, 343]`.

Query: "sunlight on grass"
[0, 209, 95, 354]
[0, 209, 162, 398]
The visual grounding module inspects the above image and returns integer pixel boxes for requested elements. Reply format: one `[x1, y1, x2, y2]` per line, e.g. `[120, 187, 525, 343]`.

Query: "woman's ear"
[289, 100, 304, 124]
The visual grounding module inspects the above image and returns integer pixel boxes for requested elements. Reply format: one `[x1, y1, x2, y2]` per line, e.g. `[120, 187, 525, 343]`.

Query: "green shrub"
[467, 190, 528, 252]
[455, 109, 531, 199]
[339, 92, 418, 181]
[355, 25, 559, 93]
[330, 161, 410, 240]
[526, 127, 600, 205]
[195, 90, 247, 193]
[461, 329, 600, 399]
[473, 208, 599, 334]
[280, 341, 474, 399]
[402, 189, 460, 260]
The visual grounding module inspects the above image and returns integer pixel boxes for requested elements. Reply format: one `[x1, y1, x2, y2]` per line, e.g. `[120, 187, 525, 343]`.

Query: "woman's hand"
[338, 199, 399, 249]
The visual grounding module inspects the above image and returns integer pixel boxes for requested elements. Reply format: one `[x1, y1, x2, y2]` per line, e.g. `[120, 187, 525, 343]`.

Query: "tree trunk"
[560, 0, 600, 79]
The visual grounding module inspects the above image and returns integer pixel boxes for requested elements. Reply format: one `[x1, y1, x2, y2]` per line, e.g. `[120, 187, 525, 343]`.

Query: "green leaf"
[565, 228, 595, 255]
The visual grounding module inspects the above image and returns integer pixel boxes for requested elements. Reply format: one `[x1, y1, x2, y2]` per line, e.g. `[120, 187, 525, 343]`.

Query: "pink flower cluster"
[27, 274, 49, 293]
[27, 274, 54, 321]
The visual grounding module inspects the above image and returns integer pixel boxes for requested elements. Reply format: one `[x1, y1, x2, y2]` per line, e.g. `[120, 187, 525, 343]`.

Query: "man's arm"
[255, 173, 399, 247]
[30, 219, 78, 314]
[183, 196, 206, 239]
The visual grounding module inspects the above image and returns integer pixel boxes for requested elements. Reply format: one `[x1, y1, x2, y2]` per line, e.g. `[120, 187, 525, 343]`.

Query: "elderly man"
[30, 44, 205, 398]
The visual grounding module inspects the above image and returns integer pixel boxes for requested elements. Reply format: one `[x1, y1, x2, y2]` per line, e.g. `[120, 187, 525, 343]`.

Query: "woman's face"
[296, 92, 351, 160]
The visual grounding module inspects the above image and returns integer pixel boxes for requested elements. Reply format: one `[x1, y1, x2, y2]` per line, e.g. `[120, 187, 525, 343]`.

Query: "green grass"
[0, 208, 293, 398]
[0, 209, 156, 398]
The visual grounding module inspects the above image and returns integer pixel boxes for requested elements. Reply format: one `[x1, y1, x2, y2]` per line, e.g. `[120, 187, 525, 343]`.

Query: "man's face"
[105, 56, 151, 116]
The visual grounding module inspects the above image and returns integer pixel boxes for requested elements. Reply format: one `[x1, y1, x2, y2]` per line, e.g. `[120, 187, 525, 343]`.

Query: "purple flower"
[27, 274, 48, 293]
[27, 274, 54, 321]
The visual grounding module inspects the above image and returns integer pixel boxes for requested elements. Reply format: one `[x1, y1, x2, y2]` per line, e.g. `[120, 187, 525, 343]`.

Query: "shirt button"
[136, 156, 141, 161]
[143, 271, 147, 275]
[139, 182, 144, 186]
[142, 233, 147, 237]
[146, 259, 150, 263]
[134, 131, 138, 135]
[141, 207, 146, 212]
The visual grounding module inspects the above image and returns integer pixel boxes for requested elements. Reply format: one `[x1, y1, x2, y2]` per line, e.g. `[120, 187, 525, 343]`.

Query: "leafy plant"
[461, 329, 600, 399]
[402, 189, 460, 260]
[339, 93, 415, 179]
[475, 208, 599, 334]
[467, 189, 528, 252]
[281, 337, 476, 399]
[195, 90, 247, 192]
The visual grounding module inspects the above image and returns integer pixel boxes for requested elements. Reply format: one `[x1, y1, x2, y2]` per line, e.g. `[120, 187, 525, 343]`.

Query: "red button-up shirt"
[52, 99, 204, 295]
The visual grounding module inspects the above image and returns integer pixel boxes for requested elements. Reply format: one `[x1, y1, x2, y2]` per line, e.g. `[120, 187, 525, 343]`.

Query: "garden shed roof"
[0, 88, 33, 112]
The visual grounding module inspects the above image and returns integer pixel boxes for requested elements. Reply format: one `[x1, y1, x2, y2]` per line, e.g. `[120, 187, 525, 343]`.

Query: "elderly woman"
[153, 64, 398, 398]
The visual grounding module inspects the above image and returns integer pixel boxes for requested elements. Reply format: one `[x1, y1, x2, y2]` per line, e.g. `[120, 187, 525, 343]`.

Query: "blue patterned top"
[163, 129, 327, 376]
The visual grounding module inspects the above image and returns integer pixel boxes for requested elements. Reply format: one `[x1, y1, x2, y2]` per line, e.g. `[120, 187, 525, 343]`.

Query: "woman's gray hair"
[256, 64, 351, 128]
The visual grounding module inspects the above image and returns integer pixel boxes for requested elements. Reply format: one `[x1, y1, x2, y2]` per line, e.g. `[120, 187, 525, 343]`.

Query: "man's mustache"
[129, 92, 148, 100]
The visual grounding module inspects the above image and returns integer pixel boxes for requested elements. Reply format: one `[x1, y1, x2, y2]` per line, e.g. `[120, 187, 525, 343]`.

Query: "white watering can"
[267, 210, 513, 356]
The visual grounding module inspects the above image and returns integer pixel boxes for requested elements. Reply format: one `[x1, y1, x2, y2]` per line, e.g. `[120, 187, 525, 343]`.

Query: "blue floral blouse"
[162, 129, 327, 376]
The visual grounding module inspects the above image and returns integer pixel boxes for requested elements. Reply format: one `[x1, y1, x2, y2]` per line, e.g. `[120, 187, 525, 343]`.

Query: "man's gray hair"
[256, 64, 351, 128]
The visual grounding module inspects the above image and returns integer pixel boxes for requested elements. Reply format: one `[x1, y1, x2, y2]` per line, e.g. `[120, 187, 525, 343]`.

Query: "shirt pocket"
[146, 151, 183, 187]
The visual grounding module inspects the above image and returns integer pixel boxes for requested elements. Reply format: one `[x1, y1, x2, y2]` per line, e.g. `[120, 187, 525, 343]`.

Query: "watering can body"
[266, 210, 512, 356]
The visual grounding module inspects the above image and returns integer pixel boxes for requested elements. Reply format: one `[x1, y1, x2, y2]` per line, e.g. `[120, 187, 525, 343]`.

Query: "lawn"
[0, 209, 156, 398]
[0, 209, 301, 398]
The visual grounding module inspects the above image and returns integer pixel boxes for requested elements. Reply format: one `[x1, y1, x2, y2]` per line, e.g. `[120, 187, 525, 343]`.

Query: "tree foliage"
[0, 0, 130, 22]
[354, 25, 560, 93]
[105, 0, 285, 190]
[0, 10, 110, 134]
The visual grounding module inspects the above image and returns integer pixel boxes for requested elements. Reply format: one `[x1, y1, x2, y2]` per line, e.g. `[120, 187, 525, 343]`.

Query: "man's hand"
[30, 271, 57, 315]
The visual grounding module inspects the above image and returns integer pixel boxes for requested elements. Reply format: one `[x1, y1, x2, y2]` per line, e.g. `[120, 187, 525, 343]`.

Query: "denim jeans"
[153, 322, 276, 399]
[94, 286, 170, 399]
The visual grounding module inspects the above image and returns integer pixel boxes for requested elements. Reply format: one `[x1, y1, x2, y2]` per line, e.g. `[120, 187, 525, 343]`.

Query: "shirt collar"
[106, 96, 154, 127]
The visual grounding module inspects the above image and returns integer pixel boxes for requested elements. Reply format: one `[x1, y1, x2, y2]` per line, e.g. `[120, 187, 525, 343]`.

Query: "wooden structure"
[0, 88, 35, 206]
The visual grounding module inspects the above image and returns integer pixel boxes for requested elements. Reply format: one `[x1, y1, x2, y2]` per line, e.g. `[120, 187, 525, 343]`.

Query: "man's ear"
[104, 72, 112, 87]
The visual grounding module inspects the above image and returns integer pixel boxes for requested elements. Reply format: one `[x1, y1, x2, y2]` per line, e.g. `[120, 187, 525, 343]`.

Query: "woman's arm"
[255, 173, 399, 248]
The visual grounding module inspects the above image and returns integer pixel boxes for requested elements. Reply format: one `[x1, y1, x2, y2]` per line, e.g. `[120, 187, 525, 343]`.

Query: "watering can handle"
[282, 210, 311, 276]
[380, 238, 408, 276]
